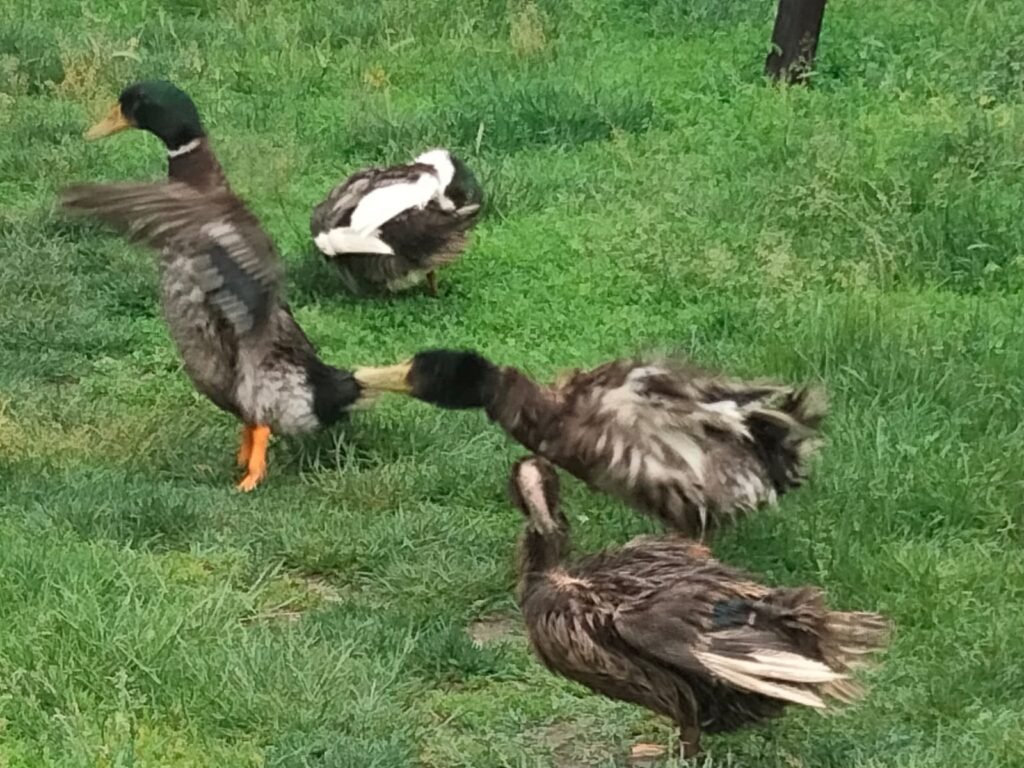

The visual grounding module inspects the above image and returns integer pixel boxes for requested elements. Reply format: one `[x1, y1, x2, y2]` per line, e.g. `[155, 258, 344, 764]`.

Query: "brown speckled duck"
[355, 350, 826, 537]
[310, 149, 483, 297]
[65, 81, 370, 491]
[510, 456, 889, 759]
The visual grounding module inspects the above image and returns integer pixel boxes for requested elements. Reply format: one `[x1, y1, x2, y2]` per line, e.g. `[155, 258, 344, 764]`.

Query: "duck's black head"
[508, 456, 566, 535]
[354, 349, 499, 409]
[449, 155, 484, 208]
[86, 80, 204, 151]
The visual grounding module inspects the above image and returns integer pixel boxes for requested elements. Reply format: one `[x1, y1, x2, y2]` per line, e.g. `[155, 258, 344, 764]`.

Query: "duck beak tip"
[85, 103, 133, 140]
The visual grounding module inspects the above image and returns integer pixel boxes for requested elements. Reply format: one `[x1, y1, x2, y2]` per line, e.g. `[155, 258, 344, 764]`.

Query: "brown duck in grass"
[355, 350, 826, 537]
[509, 456, 889, 759]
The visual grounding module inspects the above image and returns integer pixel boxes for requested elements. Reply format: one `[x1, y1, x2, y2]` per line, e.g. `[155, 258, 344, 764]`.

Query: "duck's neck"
[517, 527, 569, 588]
[487, 368, 561, 453]
[166, 136, 228, 192]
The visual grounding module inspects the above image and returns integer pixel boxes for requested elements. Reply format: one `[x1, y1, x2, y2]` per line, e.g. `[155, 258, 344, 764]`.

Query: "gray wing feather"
[61, 182, 282, 336]
[310, 173, 375, 233]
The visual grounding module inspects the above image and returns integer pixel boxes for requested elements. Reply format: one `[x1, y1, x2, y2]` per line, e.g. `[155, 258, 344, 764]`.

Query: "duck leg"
[425, 270, 438, 297]
[236, 424, 254, 468]
[678, 725, 702, 760]
[237, 424, 271, 492]
[676, 686, 702, 760]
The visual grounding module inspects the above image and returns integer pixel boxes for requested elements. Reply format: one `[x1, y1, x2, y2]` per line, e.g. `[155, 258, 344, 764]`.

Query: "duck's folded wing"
[61, 181, 282, 336]
[310, 171, 374, 233]
[613, 595, 844, 709]
[316, 167, 442, 233]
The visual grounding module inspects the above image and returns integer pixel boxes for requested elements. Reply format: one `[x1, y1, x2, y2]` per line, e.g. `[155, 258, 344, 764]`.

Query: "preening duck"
[510, 457, 889, 759]
[355, 350, 826, 537]
[310, 149, 483, 296]
[68, 81, 370, 490]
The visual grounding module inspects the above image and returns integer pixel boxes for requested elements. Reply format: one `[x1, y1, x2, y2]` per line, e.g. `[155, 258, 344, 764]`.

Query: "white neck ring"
[167, 138, 201, 159]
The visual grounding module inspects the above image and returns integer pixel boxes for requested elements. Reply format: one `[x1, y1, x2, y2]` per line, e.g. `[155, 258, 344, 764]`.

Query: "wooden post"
[765, 0, 828, 84]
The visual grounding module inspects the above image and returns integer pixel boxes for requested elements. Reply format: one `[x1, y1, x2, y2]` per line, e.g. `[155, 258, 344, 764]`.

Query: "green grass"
[2, 0, 1024, 765]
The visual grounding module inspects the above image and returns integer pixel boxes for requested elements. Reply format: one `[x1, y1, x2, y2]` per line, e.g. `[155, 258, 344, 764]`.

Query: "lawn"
[2, 0, 1024, 765]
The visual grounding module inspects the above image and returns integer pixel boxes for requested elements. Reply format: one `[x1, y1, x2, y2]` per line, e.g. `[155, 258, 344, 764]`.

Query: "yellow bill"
[353, 361, 413, 393]
[85, 103, 134, 140]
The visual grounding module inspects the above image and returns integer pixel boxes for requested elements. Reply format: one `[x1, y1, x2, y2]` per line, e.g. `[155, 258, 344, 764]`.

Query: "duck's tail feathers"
[818, 610, 891, 701]
[824, 611, 892, 668]
[700, 588, 889, 710]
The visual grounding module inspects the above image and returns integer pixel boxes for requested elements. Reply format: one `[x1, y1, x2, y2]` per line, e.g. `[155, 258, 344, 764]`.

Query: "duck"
[509, 456, 889, 759]
[354, 349, 826, 537]
[84, 79, 229, 192]
[66, 80, 370, 491]
[309, 149, 483, 297]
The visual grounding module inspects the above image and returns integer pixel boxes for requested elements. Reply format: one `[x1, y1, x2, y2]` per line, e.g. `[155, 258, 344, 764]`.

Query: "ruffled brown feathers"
[508, 458, 890, 757]
[360, 349, 827, 537]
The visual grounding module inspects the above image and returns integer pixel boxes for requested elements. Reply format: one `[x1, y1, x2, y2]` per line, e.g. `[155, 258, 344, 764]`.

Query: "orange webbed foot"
[236, 425, 270, 492]
[236, 424, 254, 468]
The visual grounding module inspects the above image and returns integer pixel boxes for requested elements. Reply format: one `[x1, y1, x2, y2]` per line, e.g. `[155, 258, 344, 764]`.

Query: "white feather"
[659, 431, 707, 480]
[744, 650, 846, 683]
[166, 138, 201, 158]
[348, 173, 440, 234]
[597, 384, 645, 426]
[736, 473, 765, 505]
[693, 648, 846, 709]
[627, 448, 644, 484]
[315, 229, 394, 256]
[414, 148, 456, 191]
[626, 365, 668, 383]
[516, 460, 560, 533]
[702, 399, 752, 439]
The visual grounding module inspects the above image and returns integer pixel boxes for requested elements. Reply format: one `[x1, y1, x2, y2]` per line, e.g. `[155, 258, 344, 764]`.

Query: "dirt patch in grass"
[528, 720, 632, 768]
[244, 572, 346, 624]
[466, 613, 523, 647]
[539, 722, 586, 768]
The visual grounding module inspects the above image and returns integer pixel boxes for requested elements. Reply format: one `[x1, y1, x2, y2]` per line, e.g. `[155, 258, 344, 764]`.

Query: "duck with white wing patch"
[310, 149, 483, 297]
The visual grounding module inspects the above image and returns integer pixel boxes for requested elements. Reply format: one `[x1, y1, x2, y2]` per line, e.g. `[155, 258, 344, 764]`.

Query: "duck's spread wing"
[563, 361, 823, 532]
[61, 181, 282, 336]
